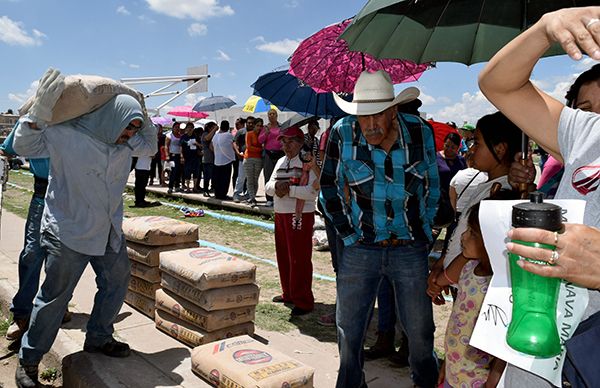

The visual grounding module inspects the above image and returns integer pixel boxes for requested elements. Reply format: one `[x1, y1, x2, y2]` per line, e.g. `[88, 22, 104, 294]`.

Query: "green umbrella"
[341, 0, 597, 65]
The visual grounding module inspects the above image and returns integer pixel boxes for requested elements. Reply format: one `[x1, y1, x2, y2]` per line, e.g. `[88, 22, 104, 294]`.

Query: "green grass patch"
[40, 367, 59, 382]
[0, 317, 11, 337]
[254, 303, 295, 332]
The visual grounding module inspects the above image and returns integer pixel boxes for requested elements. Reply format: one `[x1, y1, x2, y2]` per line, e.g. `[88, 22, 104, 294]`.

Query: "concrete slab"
[0, 210, 414, 388]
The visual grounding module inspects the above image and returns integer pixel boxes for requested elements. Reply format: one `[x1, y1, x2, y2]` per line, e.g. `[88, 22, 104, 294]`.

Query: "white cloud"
[424, 90, 495, 124]
[116, 5, 131, 15]
[285, 1, 299, 8]
[227, 94, 237, 102]
[188, 23, 207, 37]
[254, 36, 301, 56]
[8, 80, 37, 105]
[0, 16, 45, 46]
[145, 0, 234, 21]
[138, 15, 156, 23]
[215, 50, 230, 61]
[120, 60, 141, 69]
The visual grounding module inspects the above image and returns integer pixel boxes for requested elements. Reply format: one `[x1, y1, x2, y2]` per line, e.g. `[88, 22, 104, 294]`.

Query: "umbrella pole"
[519, 133, 530, 198]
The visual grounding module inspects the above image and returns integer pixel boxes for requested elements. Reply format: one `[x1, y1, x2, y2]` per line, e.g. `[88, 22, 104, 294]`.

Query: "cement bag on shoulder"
[191, 335, 314, 388]
[19, 74, 145, 126]
[161, 272, 259, 311]
[127, 240, 199, 267]
[155, 288, 255, 332]
[160, 247, 256, 290]
[123, 216, 199, 246]
[155, 309, 254, 347]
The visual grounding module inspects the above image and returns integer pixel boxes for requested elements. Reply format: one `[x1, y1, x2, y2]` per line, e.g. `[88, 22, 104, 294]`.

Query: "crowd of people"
[3, 6, 600, 388]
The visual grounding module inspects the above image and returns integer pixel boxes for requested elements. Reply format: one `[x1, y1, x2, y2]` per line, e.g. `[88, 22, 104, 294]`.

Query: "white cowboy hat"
[333, 70, 420, 116]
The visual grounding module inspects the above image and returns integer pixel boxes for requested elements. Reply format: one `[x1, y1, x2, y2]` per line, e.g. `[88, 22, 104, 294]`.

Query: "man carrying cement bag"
[12, 68, 157, 388]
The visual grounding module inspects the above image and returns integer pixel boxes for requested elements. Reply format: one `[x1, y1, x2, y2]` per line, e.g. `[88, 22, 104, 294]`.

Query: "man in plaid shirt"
[320, 70, 440, 388]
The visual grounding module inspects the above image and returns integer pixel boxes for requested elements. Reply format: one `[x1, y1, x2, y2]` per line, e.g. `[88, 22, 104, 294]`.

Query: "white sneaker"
[265, 200, 273, 207]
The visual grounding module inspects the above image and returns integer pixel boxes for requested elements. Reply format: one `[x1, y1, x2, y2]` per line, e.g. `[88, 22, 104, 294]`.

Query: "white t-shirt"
[212, 131, 236, 166]
[504, 105, 600, 387]
[443, 175, 511, 269]
[450, 168, 489, 213]
[167, 132, 181, 154]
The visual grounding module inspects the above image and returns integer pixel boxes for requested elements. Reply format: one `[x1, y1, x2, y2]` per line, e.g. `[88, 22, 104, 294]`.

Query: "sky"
[0, 0, 598, 125]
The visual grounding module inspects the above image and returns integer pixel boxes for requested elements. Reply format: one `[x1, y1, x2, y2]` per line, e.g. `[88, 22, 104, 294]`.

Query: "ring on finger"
[553, 231, 559, 246]
[548, 249, 560, 265]
[586, 18, 600, 29]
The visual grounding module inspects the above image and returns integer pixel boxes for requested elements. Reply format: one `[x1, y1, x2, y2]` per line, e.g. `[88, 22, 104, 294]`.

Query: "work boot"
[84, 338, 131, 358]
[15, 362, 38, 388]
[364, 330, 395, 360]
[6, 317, 28, 342]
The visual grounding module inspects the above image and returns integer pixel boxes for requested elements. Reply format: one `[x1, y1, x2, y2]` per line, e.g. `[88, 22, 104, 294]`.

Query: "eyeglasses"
[126, 123, 143, 132]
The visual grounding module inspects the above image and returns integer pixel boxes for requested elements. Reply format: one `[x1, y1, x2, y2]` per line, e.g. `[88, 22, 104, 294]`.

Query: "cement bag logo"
[233, 349, 272, 365]
[189, 248, 222, 259]
[572, 165, 600, 195]
[209, 369, 220, 386]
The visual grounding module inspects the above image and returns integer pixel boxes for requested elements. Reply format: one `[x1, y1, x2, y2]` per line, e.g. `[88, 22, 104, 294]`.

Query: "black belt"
[359, 238, 413, 247]
[33, 176, 48, 198]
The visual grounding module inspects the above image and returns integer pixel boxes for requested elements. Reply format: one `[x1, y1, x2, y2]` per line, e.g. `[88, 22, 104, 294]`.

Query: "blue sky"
[0, 0, 597, 124]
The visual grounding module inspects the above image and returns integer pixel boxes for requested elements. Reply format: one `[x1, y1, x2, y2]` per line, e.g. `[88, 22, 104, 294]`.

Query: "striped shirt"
[319, 113, 440, 246]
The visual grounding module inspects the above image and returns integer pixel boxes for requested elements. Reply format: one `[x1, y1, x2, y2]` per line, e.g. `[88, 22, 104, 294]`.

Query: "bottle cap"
[512, 192, 563, 231]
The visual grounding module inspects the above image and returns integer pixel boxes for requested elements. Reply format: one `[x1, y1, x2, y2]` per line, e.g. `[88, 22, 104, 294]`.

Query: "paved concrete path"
[0, 211, 412, 387]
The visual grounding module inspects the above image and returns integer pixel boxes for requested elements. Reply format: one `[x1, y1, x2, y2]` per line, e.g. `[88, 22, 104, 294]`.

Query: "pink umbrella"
[289, 18, 432, 94]
[167, 106, 209, 119]
[151, 116, 171, 126]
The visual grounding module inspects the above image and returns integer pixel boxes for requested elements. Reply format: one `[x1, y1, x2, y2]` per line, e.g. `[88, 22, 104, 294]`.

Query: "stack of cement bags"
[191, 335, 315, 387]
[155, 247, 259, 347]
[122, 216, 199, 318]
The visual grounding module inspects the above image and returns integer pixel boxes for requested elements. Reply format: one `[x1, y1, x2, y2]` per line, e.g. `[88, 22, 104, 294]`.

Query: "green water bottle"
[506, 192, 563, 357]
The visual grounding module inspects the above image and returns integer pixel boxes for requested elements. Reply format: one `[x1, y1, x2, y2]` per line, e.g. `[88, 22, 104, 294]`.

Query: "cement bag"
[155, 309, 254, 347]
[128, 275, 161, 299]
[127, 240, 198, 267]
[123, 216, 199, 246]
[191, 335, 314, 388]
[130, 260, 161, 283]
[19, 74, 145, 126]
[160, 247, 256, 290]
[161, 272, 259, 311]
[124, 289, 155, 319]
[155, 289, 255, 332]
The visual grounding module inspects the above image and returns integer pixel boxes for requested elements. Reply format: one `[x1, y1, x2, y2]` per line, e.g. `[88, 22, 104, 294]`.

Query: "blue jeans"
[10, 195, 45, 321]
[375, 277, 396, 333]
[335, 242, 438, 388]
[20, 231, 131, 365]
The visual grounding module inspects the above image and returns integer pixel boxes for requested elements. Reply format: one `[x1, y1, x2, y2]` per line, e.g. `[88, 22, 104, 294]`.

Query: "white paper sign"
[470, 199, 588, 387]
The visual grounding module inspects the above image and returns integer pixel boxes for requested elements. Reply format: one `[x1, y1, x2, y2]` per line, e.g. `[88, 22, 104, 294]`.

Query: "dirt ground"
[0, 328, 62, 388]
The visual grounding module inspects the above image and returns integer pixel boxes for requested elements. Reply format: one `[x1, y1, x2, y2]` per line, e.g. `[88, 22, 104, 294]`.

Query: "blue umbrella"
[193, 95, 236, 112]
[251, 70, 350, 119]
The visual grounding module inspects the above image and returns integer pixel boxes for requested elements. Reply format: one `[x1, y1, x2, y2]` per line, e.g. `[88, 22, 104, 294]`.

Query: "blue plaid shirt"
[319, 113, 440, 246]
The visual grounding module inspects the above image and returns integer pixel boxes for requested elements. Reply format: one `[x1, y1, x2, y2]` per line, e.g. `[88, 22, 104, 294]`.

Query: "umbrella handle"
[519, 133, 530, 198]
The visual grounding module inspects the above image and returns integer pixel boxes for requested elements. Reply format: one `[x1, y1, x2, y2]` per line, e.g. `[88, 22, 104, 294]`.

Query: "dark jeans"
[150, 154, 162, 184]
[335, 242, 438, 388]
[203, 162, 214, 192]
[10, 195, 45, 321]
[168, 153, 181, 190]
[232, 157, 239, 190]
[134, 169, 150, 204]
[213, 162, 233, 199]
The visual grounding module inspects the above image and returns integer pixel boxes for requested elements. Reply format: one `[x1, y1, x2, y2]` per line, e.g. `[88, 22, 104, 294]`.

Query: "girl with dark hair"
[428, 111, 522, 305]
